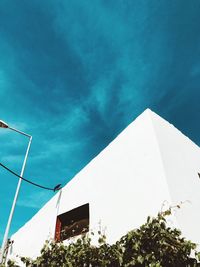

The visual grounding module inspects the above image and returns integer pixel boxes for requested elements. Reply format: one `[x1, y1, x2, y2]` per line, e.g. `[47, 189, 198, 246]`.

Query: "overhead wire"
[0, 162, 61, 191]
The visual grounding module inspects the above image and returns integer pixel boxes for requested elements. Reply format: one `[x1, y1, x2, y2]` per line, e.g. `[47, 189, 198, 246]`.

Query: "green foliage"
[120, 210, 198, 267]
[0, 259, 20, 267]
[8, 209, 200, 267]
[20, 234, 123, 267]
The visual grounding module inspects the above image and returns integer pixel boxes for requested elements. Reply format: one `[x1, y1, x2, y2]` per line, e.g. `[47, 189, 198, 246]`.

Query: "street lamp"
[0, 120, 32, 264]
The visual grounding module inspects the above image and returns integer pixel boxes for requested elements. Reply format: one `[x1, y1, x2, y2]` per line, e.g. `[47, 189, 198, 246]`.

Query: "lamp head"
[0, 120, 9, 128]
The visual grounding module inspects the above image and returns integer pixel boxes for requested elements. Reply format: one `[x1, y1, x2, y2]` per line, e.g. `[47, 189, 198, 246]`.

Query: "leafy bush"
[6, 208, 200, 267]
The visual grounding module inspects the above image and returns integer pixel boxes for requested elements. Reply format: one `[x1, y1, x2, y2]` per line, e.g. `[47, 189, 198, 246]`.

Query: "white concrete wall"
[8, 194, 59, 260]
[151, 112, 200, 244]
[8, 109, 200, 263]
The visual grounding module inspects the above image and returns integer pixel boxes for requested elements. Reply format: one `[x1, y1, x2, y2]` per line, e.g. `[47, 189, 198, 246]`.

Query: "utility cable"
[0, 162, 62, 192]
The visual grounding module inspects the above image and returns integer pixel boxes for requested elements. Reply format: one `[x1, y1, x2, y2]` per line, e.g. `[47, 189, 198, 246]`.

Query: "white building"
[7, 109, 200, 262]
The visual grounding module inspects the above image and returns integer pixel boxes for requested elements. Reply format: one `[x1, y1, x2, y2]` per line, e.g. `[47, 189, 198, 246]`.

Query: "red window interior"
[55, 203, 89, 242]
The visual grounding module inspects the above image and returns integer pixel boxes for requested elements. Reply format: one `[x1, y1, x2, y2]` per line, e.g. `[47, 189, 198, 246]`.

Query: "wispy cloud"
[17, 191, 53, 209]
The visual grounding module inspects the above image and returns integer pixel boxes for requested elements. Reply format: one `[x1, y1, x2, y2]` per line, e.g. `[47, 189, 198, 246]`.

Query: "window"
[55, 203, 89, 242]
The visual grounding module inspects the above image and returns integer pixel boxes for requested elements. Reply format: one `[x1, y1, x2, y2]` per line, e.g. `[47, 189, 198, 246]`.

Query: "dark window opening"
[198, 173, 200, 179]
[55, 203, 89, 242]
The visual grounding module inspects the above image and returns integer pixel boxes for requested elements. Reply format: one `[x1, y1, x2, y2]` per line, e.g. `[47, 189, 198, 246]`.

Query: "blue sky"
[0, 0, 200, 241]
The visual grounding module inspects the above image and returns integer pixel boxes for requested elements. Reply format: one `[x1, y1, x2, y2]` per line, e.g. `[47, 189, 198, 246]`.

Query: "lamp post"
[0, 120, 32, 264]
